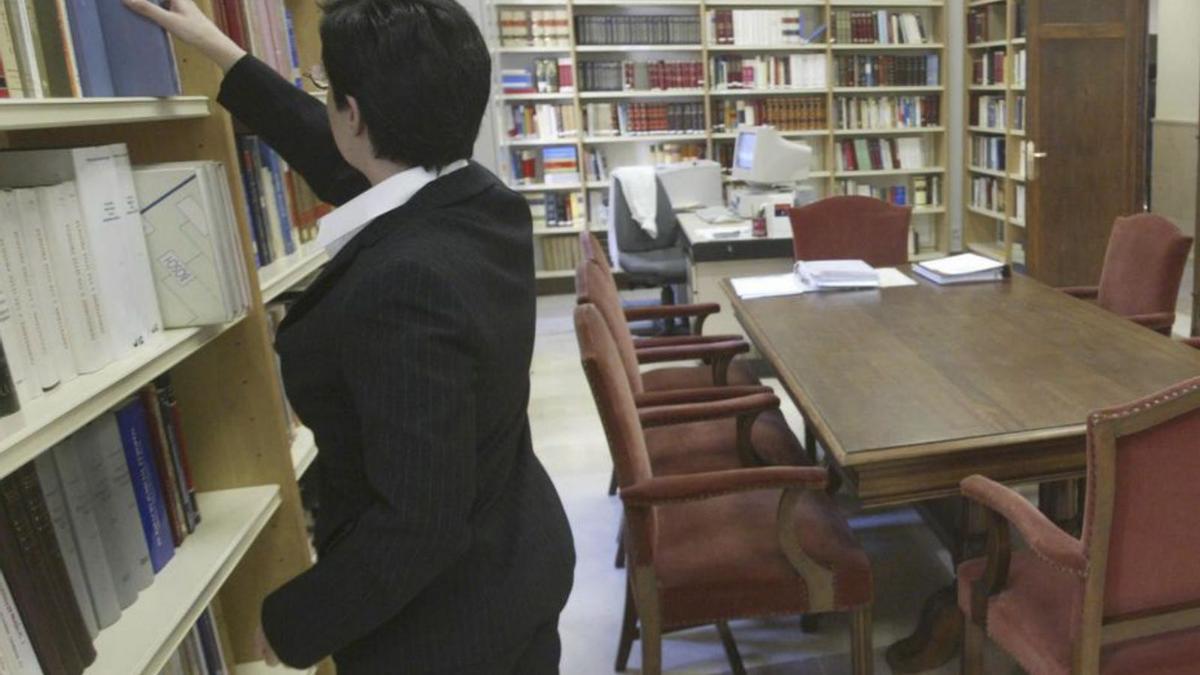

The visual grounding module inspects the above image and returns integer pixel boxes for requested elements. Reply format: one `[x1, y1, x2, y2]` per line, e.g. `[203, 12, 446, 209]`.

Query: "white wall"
[1150, 0, 1198, 238]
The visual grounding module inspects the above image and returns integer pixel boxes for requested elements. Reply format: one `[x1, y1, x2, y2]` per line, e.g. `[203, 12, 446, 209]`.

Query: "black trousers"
[438, 619, 561, 674]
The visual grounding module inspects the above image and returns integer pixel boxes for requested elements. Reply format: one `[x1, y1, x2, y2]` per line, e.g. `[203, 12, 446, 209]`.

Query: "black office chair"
[609, 174, 688, 318]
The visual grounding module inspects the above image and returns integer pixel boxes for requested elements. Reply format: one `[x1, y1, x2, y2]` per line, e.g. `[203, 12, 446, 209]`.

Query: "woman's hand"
[122, 0, 246, 71]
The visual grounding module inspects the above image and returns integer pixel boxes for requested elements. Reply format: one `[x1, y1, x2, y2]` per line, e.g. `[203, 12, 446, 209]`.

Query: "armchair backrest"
[579, 230, 612, 276]
[1095, 214, 1192, 319]
[574, 258, 645, 394]
[1078, 376, 1200, 665]
[788, 196, 912, 266]
[574, 303, 657, 563]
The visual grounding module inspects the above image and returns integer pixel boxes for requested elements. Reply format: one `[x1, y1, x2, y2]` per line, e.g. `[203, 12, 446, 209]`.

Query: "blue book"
[93, 0, 181, 96]
[285, 9, 302, 88]
[64, 0, 115, 96]
[262, 147, 297, 256]
[236, 136, 271, 266]
[115, 399, 174, 573]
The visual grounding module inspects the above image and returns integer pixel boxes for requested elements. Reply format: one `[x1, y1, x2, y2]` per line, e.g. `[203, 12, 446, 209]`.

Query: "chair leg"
[716, 622, 747, 675]
[614, 519, 625, 569]
[961, 619, 985, 675]
[850, 606, 874, 675]
[615, 578, 638, 672]
[640, 612, 662, 675]
[608, 468, 618, 496]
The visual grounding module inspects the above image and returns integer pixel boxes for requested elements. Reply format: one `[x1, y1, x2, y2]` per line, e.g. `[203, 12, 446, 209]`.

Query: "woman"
[122, 0, 576, 672]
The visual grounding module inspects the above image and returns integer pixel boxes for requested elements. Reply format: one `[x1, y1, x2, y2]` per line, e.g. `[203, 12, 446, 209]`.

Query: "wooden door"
[1026, 0, 1148, 287]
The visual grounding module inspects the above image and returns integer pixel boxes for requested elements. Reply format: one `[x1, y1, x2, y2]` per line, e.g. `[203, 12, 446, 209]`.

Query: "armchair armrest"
[633, 385, 773, 408]
[961, 476, 1087, 576]
[620, 466, 828, 506]
[633, 333, 743, 349]
[625, 303, 721, 335]
[1181, 337, 1200, 350]
[1059, 286, 1099, 300]
[637, 339, 750, 386]
[638, 392, 778, 429]
[1127, 312, 1176, 335]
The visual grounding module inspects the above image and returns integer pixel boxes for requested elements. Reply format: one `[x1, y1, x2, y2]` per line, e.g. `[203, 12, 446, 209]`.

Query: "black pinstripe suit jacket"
[218, 56, 575, 673]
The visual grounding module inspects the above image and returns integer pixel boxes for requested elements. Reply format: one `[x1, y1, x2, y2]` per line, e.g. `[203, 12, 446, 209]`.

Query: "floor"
[529, 293, 1025, 675]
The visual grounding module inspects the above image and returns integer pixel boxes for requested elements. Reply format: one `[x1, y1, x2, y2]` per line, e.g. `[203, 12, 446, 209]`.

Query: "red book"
[221, 0, 248, 50]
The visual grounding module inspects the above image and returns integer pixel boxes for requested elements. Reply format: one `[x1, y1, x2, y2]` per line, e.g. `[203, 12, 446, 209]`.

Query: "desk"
[722, 270, 1200, 670]
[677, 211, 793, 337]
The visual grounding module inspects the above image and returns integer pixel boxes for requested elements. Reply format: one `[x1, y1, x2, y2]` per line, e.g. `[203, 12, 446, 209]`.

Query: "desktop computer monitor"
[731, 126, 812, 186]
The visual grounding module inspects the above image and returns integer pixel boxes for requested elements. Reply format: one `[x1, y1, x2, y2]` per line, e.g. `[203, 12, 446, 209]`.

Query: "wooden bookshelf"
[488, 0, 952, 282]
[258, 244, 329, 304]
[961, 0, 1027, 263]
[0, 0, 329, 672]
[289, 426, 319, 479]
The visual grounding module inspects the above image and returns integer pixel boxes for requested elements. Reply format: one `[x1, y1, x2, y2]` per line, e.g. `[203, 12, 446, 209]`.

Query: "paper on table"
[918, 252, 1005, 276]
[700, 225, 752, 241]
[731, 273, 813, 299]
[877, 267, 918, 287]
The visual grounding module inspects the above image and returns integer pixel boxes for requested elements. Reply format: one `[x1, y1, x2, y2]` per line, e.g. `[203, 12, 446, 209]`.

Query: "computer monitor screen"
[734, 131, 757, 171]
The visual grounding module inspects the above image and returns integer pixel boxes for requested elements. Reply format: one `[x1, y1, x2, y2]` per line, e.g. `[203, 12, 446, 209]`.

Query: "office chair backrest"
[789, 196, 912, 267]
[574, 258, 645, 394]
[1095, 214, 1192, 319]
[611, 173, 680, 254]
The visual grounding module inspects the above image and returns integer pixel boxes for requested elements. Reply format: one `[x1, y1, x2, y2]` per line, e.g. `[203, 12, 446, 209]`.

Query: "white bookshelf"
[0, 96, 210, 131]
[258, 244, 329, 303]
[0, 320, 240, 482]
[85, 487, 281, 675]
[290, 426, 318, 478]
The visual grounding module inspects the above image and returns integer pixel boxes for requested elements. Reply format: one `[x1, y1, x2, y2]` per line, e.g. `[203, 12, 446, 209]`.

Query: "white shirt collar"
[317, 159, 469, 256]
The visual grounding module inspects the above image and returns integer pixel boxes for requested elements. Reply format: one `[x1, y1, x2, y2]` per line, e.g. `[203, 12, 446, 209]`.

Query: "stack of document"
[914, 253, 1007, 285]
[695, 206, 743, 224]
[794, 260, 880, 289]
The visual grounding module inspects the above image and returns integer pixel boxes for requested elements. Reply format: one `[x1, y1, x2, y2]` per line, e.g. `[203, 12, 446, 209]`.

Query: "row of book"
[834, 54, 940, 88]
[1013, 94, 1025, 130]
[971, 136, 1006, 171]
[967, 6, 1002, 44]
[498, 10, 571, 47]
[579, 60, 703, 93]
[212, 0, 302, 87]
[1011, 140, 1031, 179]
[712, 97, 827, 132]
[832, 11, 930, 45]
[972, 94, 1007, 129]
[834, 175, 942, 208]
[584, 149, 608, 182]
[0, 0, 179, 98]
[710, 54, 826, 91]
[1012, 49, 1027, 88]
[530, 193, 584, 229]
[574, 15, 700, 46]
[540, 234, 585, 272]
[834, 95, 940, 131]
[159, 608, 229, 675]
[0, 145, 250, 417]
[0, 376, 199, 675]
[584, 102, 706, 137]
[708, 10, 825, 47]
[971, 175, 1005, 213]
[500, 59, 574, 95]
[835, 137, 931, 172]
[505, 103, 580, 141]
[235, 135, 325, 270]
[510, 147, 581, 186]
[972, 49, 1006, 86]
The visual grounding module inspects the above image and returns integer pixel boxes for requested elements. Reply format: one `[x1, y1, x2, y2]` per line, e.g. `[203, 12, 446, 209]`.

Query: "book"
[33, 452, 97, 638]
[116, 397, 175, 573]
[92, 0, 180, 96]
[154, 374, 200, 532]
[794, 259, 880, 289]
[28, 187, 78, 385]
[110, 145, 165, 344]
[50, 436, 121, 631]
[29, 0, 77, 96]
[61, 0, 112, 96]
[914, 253, 1006, 285]
[0, 564, 42, 674]
[0, 3, 25, 96]
[0, 190, 58, 396]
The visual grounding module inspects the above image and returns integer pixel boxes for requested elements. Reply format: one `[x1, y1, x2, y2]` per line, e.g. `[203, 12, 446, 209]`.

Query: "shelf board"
[1008, 173, 1027, 183]
[1009, 217, 1026, 227]
[831, 42, 944, 51]
[578, 89, 705, 99]
[707, 43, 827, 52]
[586, 180, 610, 189]
[582, 133, 706, 144]
[967, 205, 1007, 220]
[498, 92, 575, 101]
[967, 241, 1006, 261]
[574, 0, 699, 4]
[833, 126, 945, 136]
[258, 245, 329, 304]
[709, 0, 824, 4]
[290, 426, 318, 478]
[834, 166, 945, 177]
[575, 44, 702, 52]
[236, 662, 316, 675]
[0, 320, 241, 482]
[85, 487, 282, 675]
[712, 129, 827, 139]
[968, 125, 1007, 135]
[1010, 128, 1026, 137]
[510, 182, 583, 192]
[1012, 37, 1027, 46]
[832, 85, 943, 93]
[709, 87, 827, 96]
[1011, 84, 1026, 92]
[968, 84, 1006, 91]
[0, 96, 210, 131]
[968, 165, 1006, 178]
[501, 136, 580, 148]
[494, 45, 571, 54]
[534, 224, 587, 236]
[724, 170, 831, 181]
[911, 205, 946, 215]
[967, 0, 1004, 5]
[967, 39, 1008, 49]
[536, 269, 576, 280]
[832, 0, 944, 5]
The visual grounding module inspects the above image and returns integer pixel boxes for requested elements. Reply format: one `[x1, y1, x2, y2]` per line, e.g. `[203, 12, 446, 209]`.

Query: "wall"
[1151, 0, 1198, 237]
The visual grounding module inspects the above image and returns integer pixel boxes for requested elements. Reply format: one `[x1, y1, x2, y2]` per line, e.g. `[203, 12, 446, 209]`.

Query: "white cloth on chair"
[611, 166, 658, 238]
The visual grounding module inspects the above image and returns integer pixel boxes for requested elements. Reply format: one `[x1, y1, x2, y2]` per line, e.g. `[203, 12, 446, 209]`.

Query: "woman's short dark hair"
[319, 0, 491, 170]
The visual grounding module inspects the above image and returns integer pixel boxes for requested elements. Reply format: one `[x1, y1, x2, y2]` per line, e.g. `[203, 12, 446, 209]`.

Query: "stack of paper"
[730, 273, 809, 299]
[794, 260, 880, 289]
[914, 253, 1006, 285]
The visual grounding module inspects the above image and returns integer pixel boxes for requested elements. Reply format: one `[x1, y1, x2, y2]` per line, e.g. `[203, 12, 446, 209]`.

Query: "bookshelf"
[487, 0, 951, 285]
[961, 0, 1027, 265]
[0, 1, 329, 673]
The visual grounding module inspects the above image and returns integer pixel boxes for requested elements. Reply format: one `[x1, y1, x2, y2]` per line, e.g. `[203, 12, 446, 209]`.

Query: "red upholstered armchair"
[958, 377, 1200, 674]
[575, 303, 873, 675]
[789, 196, 912, 266]
[1059, 214, 1192, 335]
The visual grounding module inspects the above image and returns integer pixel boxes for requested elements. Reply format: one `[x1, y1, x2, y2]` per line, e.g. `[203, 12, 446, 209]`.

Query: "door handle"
[1026, 142, 1045, 181]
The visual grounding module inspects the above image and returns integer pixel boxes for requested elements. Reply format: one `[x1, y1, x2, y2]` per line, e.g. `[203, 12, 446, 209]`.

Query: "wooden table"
[722, 270, 1200, 670]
